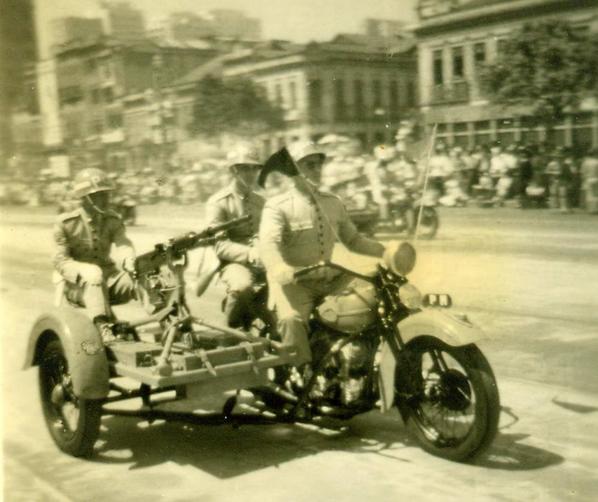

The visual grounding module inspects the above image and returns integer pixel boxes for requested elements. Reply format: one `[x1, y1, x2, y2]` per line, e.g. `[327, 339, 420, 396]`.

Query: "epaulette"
[105, 209, 123, 219]
[57, 210, 80, 222]
[207, 186, 233, 203]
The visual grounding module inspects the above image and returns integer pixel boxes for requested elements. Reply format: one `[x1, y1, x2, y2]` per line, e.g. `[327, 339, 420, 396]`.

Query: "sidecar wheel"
[396, 338, 499, 462]
[39, 339, 102, 458]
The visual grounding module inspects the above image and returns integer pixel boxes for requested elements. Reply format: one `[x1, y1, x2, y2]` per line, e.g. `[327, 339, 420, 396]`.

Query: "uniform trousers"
[61, 262, 135, 319]
[268, 272, 351, 365]
[219, 262, 266, 328]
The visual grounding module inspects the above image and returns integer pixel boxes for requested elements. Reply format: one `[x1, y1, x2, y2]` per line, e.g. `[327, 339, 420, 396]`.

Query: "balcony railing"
[430, 80, 470, 105]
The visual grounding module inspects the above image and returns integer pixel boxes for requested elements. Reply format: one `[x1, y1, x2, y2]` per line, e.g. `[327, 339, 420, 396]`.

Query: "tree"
[188, 76, 285, 139]
[480, 20, 598, 137]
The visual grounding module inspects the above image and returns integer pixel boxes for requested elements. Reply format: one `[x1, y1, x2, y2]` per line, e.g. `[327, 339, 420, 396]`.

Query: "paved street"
[1, 204, 598, 501]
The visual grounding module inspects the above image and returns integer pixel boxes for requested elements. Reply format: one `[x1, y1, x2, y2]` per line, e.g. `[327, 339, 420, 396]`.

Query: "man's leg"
[219, 263, 255, 328]
[269, 280, 316, 365]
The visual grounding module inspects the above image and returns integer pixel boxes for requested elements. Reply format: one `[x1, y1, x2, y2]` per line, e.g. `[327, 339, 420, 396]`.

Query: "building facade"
[165, 35, 417, 154]
[50, 38, 217, 170]
[51, 17, 104, 50]
[415, 0, 598, 149]
[100, 1, 146, 42]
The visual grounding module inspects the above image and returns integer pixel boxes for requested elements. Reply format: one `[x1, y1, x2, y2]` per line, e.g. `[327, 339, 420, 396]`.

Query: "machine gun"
[134, 215, 250, 278]
[133, 215, 250, 315]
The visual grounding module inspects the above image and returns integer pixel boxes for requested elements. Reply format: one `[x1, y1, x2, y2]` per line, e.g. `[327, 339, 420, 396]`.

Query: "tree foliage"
[188, 76, 285, 138]
[480, 20, 598, 128]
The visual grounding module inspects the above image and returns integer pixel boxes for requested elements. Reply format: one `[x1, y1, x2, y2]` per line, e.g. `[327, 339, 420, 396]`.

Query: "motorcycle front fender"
[24, 308, 110, 400]
[377, 309, 487, 412]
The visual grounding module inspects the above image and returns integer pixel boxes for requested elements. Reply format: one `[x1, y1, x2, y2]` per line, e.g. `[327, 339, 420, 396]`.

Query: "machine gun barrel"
[135, 215, 250, 275]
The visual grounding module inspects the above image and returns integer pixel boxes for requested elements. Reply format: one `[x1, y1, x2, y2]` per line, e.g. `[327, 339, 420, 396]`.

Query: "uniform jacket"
[53, 207, 134, 282]
[205, 181, 265, 265]
[259, 185, 383, 271]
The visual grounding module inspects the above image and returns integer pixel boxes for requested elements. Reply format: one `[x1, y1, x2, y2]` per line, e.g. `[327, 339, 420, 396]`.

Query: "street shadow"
[552, 398, 598, 414]
[476, 433, 564, 471]
[94, 410, 414, 478]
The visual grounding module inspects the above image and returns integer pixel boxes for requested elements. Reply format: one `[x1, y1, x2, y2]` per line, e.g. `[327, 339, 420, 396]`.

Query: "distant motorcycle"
[112, 194, 137, 226]
[348, 182, 439, 239]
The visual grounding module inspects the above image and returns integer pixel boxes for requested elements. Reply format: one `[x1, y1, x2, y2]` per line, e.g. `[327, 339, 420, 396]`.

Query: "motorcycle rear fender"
[23, 308, 110, 400]
[378, 309, 487, 412]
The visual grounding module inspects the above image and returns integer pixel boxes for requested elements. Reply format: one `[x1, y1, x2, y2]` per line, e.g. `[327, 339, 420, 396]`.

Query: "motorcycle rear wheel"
[39, 339, 102, 457]
[410, 207, 439, 239]
[397, 338, 499, 462]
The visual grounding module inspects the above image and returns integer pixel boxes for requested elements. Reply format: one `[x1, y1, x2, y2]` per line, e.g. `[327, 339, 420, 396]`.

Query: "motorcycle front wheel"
[396, 338, 499, 462]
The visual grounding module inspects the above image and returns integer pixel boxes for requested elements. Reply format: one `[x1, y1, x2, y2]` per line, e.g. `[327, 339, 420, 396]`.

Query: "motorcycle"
[25, 218, 499, 463]
[348, 181, 439, 239]
[112, 193, 137, 226]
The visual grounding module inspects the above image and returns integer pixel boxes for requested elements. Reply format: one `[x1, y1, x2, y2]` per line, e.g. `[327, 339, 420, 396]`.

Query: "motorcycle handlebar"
[293, 261, 374, 283]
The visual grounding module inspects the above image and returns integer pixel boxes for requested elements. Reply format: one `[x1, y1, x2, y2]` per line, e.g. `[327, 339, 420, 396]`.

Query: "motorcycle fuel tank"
[316, 279, 378, 333]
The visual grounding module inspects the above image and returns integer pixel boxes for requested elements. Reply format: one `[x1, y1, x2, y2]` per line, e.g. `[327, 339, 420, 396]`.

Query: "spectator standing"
[427, 142, 453, 195]
[581, 148, 598, 213]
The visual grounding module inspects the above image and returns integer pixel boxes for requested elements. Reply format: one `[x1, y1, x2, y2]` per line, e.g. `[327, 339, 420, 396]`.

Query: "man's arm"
[111, 218, 136, 269]
[205, 199, 252, 264]
[337, 202, 385, 258]
[53, 222, 77, 281]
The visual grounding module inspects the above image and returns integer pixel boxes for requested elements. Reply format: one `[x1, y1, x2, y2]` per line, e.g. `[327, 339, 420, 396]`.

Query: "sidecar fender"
[378, 309, 487, 412]
[24, 308, 110, 400]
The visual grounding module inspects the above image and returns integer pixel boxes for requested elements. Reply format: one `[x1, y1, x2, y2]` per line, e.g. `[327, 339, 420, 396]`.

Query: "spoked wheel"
[397, 338, 499, 462]
[39, 339, 102, 457]
[410, 206, 439, 239]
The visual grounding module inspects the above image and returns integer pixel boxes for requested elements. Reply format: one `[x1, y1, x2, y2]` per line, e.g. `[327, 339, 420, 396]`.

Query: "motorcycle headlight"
[398, 283, 423, 310]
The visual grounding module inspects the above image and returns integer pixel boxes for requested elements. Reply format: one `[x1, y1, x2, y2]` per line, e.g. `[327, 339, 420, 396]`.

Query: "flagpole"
[413, 124, 437, 243]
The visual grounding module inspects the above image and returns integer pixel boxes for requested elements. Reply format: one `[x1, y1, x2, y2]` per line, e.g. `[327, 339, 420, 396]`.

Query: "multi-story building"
[52, 37, 218, 170]
[150, 9, 263, 43]
[210, 9, 262, 41]
[415, 0, 598, 149]
[51, 17, 104, 51]
[1, 0, 37, 169]
[164, 35, 417, 154]
[100, 1, 146, 42]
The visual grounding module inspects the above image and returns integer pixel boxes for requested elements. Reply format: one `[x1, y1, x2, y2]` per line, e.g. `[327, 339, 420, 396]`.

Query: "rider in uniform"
[53, 168, 136, 343]
[259, 142, 386, 367]
[204, 144, 265, 329]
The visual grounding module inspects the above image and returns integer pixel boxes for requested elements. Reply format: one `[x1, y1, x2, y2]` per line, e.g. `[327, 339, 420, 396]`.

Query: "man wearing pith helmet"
[204, 143, 266, 329]
[259, 140, 387, 370]
[53, 168, 136, 343]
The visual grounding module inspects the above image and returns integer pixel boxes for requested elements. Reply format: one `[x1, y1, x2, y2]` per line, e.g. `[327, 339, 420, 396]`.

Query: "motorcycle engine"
[310, 327, 374, 407]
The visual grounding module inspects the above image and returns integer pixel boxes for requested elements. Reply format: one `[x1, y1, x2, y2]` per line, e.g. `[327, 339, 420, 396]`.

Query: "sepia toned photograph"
[1, 0, 597, 500]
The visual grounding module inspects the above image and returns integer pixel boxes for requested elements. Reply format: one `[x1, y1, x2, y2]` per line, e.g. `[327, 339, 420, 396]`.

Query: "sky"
[35, 0, 418, 58]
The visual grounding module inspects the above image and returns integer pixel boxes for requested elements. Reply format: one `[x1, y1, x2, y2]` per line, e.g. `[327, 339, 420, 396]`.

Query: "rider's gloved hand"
[272, 263, 296, 286]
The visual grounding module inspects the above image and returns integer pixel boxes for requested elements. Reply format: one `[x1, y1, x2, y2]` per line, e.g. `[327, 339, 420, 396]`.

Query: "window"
[354, 79, 365, 117]
[496, 38, 507, 55]
[308, 79, 323, 121]
[452, 46, 464, 79]
[372, 79, 382, 109]
[334, 79, 346, 122]
[288, 81, 297, 109]
[90, 88, 101, 104]
[274, 83, 283, 107]
[474, 42, 486, 66]
[389, 80, 399, 118]
[107, 113, 123, 129]
[473, 120, 490, 131]
[103, 87, 114, 103]
[433, 49, 443, 85]
[453, 122, 467, 133]
[407, 81, 416, 107]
